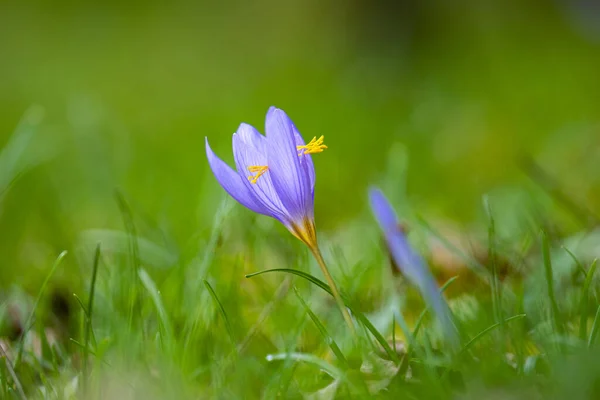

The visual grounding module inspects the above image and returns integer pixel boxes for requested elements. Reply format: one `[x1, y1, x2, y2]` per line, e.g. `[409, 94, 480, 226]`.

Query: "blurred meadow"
[1, 0, 600, 398]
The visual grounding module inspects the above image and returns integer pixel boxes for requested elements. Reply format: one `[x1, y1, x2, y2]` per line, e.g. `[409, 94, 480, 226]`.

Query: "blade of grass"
[246, 268, 329, 292]
[0, 359, 7, 399]
[246, 268, 399, 363]
[398, 276, 459, 377]
[69, 339, 97, 357]
[356, 311, 399, 362]
[563, 246, 588, 279]
[82, 244, 101, 394]
[115, 191, 140, 270]
[238, 277, 291, 354]
[293, 287, 348, 369]
[203, 280, 236, 352]
[484, 195, 502, 324]
[115, 190, 140, 332]
[410, 276, 459, 338]
[69, 339, 112, 367]
[73, 293, 98, 348]
[0, 344, 25, 400]
[392, 313, 396, 353]
[415, 214, 490, 281]
[588, 305, 600, 348]
[459, 314, 526, 355]
[420, 331, 445, 397]
[266, 353, 344, 380]
[140, 269, 174, 345]
[263, 312, 309, 399]
[266, 352, 369, 396]
[394, 309, 416, 350]
[14, 250, 67, 368]
[72, 293, 88, 316]
[39, 324, 58, 373]
[542, 230, 564, 336]
[181, 198, 234, 357]
[0, 105, 47, 201]
[579, 259, 598, 340]
[519, 156, 600, 226]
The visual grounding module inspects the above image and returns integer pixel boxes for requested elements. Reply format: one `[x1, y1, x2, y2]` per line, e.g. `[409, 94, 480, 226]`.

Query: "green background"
[1, 0, 599, 302]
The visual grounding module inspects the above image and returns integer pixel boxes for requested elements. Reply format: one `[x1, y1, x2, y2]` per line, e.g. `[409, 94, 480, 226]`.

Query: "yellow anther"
[297, 135, 327, 155]
[247, 165, 269, 184]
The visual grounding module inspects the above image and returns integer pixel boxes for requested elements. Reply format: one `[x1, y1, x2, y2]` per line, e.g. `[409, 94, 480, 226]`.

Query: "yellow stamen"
[297, 135, 327, 155]
[247, 165, 269, 184]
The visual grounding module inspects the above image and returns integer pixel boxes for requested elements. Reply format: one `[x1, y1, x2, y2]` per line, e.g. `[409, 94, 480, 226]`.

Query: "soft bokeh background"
[1, 1, 600, 397]
[2, 0, 600, 295]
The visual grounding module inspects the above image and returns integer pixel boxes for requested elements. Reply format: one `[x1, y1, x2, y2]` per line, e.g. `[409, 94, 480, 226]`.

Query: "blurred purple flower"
[369, 187, 458, 345]
[205, 106, 327, 248]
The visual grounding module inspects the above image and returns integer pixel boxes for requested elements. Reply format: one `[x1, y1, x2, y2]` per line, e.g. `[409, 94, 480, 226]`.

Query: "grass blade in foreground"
[266, 353, 345, 380]
[415, 214, 490, 281]
[115, 191, 141, 332]
[579, 259, 598, 340]
[484, 195, 502, 324]
[293, 286, 349, 369]
[398, 276, 459, 377]
[140, 269, 174, 345]
[82, 244, 101, 394]
[459, 314, 526, 355]
[0, 345, 26, 400]
[542, 230, 564, 337]
[563, 246, 588, 279]
[246, 268, 400, 363]
[588, 305, 600, 348]
[204, 279, 236, 352]
[14, 250, 68, 368]
[266, 352, 369, 397]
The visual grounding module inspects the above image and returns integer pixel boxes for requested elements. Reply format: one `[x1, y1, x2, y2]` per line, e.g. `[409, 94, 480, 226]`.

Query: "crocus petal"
[232, 124, 288, 222]
[368, 188, 399, 236]
[265, 107, 312, 221]
[205, 137, 267, 215]
[235, 123, 267, 153]
[386, 228, 455, 340]
[368, 187, 457, 345]
[292, 124, 316, 195]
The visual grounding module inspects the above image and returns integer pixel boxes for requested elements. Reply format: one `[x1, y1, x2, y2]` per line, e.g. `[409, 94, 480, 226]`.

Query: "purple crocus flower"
[205, 106, 326, 248]
[206, 107, 356, 333]
[369, 187, 458, 345]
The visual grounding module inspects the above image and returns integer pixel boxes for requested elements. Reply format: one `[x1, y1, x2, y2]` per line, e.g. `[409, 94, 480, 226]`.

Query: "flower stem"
[309, 245, 356, 335]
